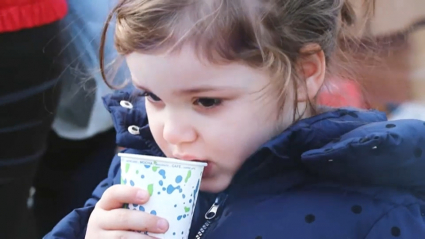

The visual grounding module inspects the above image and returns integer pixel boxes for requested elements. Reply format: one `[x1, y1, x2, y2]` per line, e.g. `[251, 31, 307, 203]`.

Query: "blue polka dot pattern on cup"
[120, 154, 206, 239]
[159, 169, 166, 179]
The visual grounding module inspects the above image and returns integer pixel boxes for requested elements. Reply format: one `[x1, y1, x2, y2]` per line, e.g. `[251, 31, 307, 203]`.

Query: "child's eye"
[139, 91, 162, 102]
[194, 98, 222, 108]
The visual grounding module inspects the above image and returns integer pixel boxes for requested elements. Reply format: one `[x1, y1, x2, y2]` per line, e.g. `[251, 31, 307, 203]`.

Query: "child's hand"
[86, 185, 169, 238]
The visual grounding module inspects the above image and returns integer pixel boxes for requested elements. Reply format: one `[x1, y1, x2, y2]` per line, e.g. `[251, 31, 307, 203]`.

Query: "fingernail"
[136, 190, 148, 201]
[157, 219, 169, 231]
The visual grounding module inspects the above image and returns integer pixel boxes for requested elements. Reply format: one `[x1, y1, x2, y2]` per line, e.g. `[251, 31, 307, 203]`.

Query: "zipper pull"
[205, 203, 219, 220]
[204, 193, 227, 220]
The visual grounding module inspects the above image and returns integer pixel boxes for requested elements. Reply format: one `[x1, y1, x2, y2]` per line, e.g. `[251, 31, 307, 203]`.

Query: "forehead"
[126, 47, 271, 89]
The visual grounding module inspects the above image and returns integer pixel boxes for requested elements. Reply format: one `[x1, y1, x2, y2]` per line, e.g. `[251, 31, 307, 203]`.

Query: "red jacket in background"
[0, 0, 68, 33]
[317, 78, 368, 109]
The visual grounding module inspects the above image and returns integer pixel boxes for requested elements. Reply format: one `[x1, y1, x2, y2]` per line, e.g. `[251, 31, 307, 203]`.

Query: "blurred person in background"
[31, 0, 127, 237]
[317, 77, 367, 109]
[0, 0, 67, 238]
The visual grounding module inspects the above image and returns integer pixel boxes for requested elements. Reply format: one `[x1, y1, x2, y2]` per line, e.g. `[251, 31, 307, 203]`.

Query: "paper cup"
[119, 153, 207, 239]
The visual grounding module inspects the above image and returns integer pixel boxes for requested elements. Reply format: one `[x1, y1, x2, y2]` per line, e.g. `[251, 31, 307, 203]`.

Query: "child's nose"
[162, 117, 197, 145]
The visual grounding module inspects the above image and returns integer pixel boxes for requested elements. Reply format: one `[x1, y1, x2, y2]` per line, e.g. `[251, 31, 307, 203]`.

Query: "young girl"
[47, 0, 425, 238]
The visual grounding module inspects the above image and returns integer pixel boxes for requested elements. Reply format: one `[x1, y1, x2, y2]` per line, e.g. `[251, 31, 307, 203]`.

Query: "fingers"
[98, 230, 159, 239]
[90, 185, 169, 236]
[98, 208, 169, 233]
[97, 185, 149, 210]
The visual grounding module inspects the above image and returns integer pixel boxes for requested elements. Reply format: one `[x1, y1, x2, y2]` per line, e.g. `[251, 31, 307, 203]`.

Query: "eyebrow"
[133, 82, 241, 95]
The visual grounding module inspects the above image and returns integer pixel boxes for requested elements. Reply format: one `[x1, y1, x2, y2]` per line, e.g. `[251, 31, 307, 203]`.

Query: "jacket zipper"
[195, 193, 228, 239]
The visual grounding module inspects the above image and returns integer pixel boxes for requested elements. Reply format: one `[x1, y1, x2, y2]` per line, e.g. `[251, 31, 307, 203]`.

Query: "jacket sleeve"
[44, 154, 121, 239]
[364, 204, 425, 239]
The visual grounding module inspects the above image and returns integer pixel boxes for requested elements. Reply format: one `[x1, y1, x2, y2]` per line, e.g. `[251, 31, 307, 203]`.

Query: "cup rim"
[119, 153, 208, 167]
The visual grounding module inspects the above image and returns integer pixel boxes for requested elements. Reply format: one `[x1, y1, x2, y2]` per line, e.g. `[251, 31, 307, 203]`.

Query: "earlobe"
[296, 44, 326, 102]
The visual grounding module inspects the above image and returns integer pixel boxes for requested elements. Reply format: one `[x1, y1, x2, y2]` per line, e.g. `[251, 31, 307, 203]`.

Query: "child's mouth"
[190, 160, 212, 177]
[173, 155, 213, 177]
[201, 161, 213, 178]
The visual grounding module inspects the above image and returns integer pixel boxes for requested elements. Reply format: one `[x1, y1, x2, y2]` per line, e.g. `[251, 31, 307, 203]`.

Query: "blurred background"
[1, 0, 425, 238]
[321, 0, 425, 117]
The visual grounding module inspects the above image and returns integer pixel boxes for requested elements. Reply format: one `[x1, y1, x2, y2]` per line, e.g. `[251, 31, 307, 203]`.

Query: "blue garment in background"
[52, 0, 129, 140]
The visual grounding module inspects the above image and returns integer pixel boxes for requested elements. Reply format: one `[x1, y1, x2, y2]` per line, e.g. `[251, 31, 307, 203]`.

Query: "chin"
[200, 177, 230, 193]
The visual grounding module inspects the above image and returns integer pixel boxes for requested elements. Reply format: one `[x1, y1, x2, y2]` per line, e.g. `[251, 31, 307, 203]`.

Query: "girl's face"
[126, 47, 297, 193]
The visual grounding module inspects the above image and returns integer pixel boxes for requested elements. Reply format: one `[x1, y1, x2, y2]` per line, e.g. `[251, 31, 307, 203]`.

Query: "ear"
[296, 44, 326, 102]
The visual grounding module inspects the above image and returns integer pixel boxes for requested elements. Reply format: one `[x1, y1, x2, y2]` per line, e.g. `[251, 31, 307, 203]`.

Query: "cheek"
[205, 105, 279, 165]
[145, 104, 165, 146]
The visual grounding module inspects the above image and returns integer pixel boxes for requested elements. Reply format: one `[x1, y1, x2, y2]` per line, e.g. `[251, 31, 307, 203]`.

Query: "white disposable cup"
[119, 153, 207, 239]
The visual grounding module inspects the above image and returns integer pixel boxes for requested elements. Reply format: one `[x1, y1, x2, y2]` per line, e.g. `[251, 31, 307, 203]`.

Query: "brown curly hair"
[100, 0, 375, 119]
